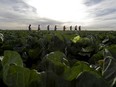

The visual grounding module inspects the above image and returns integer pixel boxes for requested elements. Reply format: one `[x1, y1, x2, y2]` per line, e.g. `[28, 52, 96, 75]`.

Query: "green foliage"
[0, 33, 3, 42]
[2, 51, 23, 67]
[42, 51, 69, 75]
[63, 61, 91, 81]
[48, 35, 65, 52]
[28, 47, 41, 60]
[102, 49, 116, 87]
[2, 51, 42, 87]
[72, 35, 81, 43]
[89, 50, 104, 64]
[76, 71, 109, 87]
[0, 30, 116, 87]
[4, 65, 42, 87]
[106, 45, 116, 59]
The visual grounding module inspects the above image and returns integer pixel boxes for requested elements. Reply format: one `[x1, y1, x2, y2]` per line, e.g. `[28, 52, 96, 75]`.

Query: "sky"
[0, 0, 116, 30]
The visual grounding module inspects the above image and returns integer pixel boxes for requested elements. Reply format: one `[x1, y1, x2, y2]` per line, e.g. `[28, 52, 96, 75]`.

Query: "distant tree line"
[28, 24, 81, 31]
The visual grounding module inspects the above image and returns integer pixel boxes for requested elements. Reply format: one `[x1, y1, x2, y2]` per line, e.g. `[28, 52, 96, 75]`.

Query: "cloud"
[84, 0, 103, 6]
[0, 0, 37, 13]
[83, 0, 116, 30]
[0, 0, 116, 30]
[0, 0, 62, 30]
[0, 0, 37, 23]
[86, 0, 116, 17]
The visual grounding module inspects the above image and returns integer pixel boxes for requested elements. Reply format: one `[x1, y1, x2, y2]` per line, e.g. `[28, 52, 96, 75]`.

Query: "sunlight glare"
[25, 0, 91, 23]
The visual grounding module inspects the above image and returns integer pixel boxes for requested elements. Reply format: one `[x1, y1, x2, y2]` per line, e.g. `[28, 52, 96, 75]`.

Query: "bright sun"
[25, 0, 91, 24]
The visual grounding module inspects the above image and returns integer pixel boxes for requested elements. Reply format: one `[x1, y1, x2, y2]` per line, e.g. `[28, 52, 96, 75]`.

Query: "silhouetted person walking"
[63, 26, 66, 31]
[38, 25, 40, 31]
[28, 24, 31, 31]
[79, 26, 81, 31]
[75, 25, 77, 30]
[54, 25, 57, 31]
[47, 25, 50, 31]
[70, 26, 72, 31]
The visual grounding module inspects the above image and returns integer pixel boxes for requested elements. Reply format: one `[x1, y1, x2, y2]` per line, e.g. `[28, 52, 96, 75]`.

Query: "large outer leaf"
[4, 65, 30, 87]
[0, 33, 3, 42]
[2, 51, 23, 86]
[4, 65, 41, 87]
[107, 45, 116, 59]
[103, 49, 116, 86]
[0, 60, 7, 87]
[63, 61, 91, 81]
[42, 51, 69, 75]
[76, 71, 109, 87]
[2, 51, 42, 87]
[41, 51, 73, 87]
[2, 51, 23, 67]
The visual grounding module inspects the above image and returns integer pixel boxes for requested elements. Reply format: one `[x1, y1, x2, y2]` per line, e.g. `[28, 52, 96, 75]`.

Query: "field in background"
[0, 30, 116, 87]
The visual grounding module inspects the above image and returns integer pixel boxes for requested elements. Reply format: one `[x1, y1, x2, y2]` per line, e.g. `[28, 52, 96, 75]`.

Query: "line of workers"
[28, 24, 81, 31]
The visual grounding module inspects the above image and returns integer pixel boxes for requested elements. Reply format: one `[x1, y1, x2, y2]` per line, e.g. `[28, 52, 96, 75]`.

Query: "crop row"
[0, 30, 116, 87]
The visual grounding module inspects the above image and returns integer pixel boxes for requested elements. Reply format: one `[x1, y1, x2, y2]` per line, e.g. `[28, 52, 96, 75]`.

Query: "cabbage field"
[0, 30, 116, 87]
